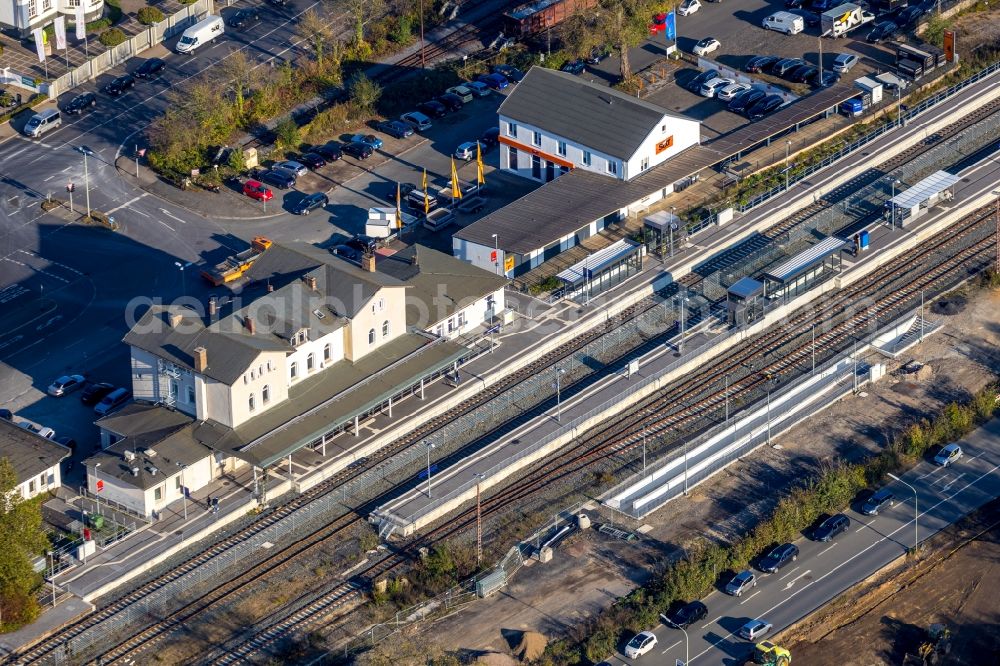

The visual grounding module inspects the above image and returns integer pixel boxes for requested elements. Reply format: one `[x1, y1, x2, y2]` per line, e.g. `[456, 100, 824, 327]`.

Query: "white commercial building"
[1, 419, 70, 500]
[0, 0, 104, 38]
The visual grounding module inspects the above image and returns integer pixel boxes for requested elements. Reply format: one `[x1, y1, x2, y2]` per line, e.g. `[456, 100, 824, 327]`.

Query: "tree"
[219, 49, 256, 120]
[347, 72, 382, 113]
[559, 13, 603, 60]
[0, 457, 48, 631]
[344, 0, 385, 46]
[296, 8, 335, 69]
[595, 0, 648, 82]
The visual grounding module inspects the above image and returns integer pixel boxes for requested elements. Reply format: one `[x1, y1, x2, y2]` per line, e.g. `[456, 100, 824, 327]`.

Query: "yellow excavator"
[746, 641, 791, 666]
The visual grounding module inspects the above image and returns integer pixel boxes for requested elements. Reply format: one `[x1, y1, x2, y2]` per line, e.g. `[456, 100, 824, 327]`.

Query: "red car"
[649, 12, 667, 34]
[243, 179, 273, 202]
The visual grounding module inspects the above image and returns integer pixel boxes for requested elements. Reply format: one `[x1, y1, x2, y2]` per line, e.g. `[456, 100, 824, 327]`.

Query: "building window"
[368, 328, 376, 344]
[290, 361, 298, 379]
[28, 479, 35, 493]
[662, 124, 667, 132]
[249, 393, 256, 412]
[186, 386, 195, 404]
[583, 151, 592, 166]
[447, 318, 456, 333]
[378, 298, 385, 311]
[557, 141, 567, 157]
[41, 0, 51, 10]
[435, 325, 444, 337]
[154, 487, 162, 501]
[262, 384, 270, 404]
[457, 312, 466, 328]
[607, 160, 618, 176]
[323, 343, 331, 361]
[250, 369, 256, 380]
[27, 0, 37, 18]
[170, 381, 178, 399]
[382, 320, 390, 337]
[532, 131, 542, 147]
[508, 146, 518, 170]
[243, 375, 248, 385]
[507, 121, 517, 137]
[641, 156, 649, 171]
[307, 353, 316, 371]
[175, 476, 181, 490]
[259, 364, 264, 377]
[267, 361, 272, 371]
[531, 155, 541, 179]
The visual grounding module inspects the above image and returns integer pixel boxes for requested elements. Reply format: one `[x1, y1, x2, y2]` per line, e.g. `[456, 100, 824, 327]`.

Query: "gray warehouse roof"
[499, 67, 686, 161]
[0, 420, 70, 483]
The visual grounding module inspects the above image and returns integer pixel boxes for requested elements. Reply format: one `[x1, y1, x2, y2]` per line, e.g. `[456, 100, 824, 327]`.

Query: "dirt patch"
[512, 630, 547, 661]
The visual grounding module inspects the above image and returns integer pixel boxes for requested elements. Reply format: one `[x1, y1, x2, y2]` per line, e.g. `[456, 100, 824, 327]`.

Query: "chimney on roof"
[168, 311, 183, 328]
[267, 281, 274, 293]
[362, 253, 376, 273]
[245, 316, 256, 335]
[193, 346, 208, 373]
[208, 297, 218, 317]
[306, 275, 318, 291]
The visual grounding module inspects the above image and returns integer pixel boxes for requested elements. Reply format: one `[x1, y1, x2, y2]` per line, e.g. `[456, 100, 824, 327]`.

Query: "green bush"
[99, 28, 127, 47]
[274, 117, 301, 150]
[0, 93, 47, 125]
[137, 6, 164, 25]
[85, 17, 112, 32]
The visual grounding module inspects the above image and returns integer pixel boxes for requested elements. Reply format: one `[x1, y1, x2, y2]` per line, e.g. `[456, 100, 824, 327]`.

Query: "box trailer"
[897, 58, 924, 80]
[821, 3, 875, 37]
[894, 43, 935, 71]
[875, 71, 908, 91]
[854, 76, 883, 105]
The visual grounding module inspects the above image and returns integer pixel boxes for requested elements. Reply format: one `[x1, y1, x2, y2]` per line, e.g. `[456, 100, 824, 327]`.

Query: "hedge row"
[0, 93, 48, 126]
[540, 384, 999, 665]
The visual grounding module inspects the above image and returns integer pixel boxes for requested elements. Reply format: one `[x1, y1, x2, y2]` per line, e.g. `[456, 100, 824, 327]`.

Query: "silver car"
[739, 619, 773, 641]
[273, 160, 308, 177]
[933, 443, 962, 466]
[725, 569, 757, 596]
[48, 374, 86, 397]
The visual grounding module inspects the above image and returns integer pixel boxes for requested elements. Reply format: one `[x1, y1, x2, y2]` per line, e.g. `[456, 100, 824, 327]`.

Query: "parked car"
[479, 126, 501, 149]
[454, 142, 478, 161]
[759, 543, 799, 572]
[64, 92, 97, 115]
[417, 100, 448, 118]
[242, 179, 273, 201]
[725, 569, 757, 596]
[477, 73, 509, 90]
[861, 488, 895, 515]
[832, 52, 859, 73]
[810, 0, 834, 9]
[493, 64, 524, 82]
[934, 443, 962, 466]
[103, 74, 136, 96]
[401, 111, 433, 131]
[133, 57, 166, 79]
[330, 244, 362, 265]
[345, 234, 380, 254]
[298, 152, 327, 169]
[258, 168, 296, 189]
[717, 82, 750, 102]
[80, 382, 115, 405]
[446, 85, 474, 103]
[700, 76, 734, 97]
[377, 119, 414, 139]
[739, 619, 773, 641]
[273, 160, 308, 177]
[19, 422, 56, 439]
[228, 7, 260, 28]
[436, 93, 465, 112]
[291, 191, 329, 215]
[587, 46, 610, 64]
[465, 80, 492, 97]
[0, 408, 11, 421]
[94, 388, 130, 416]
[560, 59, 586, 75]
[56, 436, 77, 451]
[896, 5, 923, 25]
[384, 182, 417, 203]
[729, 89, 766, 113]
[664, 600, 708, 628]
[624, 631, 658, 659]
[343, 141, 374, 159]
[686, 68, 719, 93]
[349, 134, 383, 150]
[649, 11, 668, 33]
[794, 9, 822, 26]
[867, 20, 900, 42]
[315, 141, 343, 161]
[813, 513, 851, 542]
[48, 374, 86, 397]
[747, 94, 784, 120]
[817, 70, 841, 87]
[745, 55, 779, 73]
[771, 57, 805, 77]
[678, 0, 701, 15]
[790, 65, 819, 84]
[692, 37, 721, 56]
[265, 0, 287, 6]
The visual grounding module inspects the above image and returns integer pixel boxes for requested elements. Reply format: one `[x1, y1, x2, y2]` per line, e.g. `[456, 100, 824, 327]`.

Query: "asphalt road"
[597, 418, 1000, 666]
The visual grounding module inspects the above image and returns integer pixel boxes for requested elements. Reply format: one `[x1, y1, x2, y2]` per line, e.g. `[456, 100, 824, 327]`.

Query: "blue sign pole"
[665, 11, 676, 41]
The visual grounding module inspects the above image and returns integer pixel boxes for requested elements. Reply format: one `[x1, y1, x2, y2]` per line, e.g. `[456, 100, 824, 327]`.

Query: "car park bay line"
[783, 569, 811, 589]
[817, 542, 837, 556]
[739, 590, 762, 605]
[700, 614, 724, 629]
[689, 461, 1000, 663]
[776, 565, 800, 581]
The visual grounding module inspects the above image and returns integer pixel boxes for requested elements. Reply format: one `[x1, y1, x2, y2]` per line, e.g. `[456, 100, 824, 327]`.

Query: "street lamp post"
[174, 261, 192, 297]
[475, 473, 485, 566]
[888, 472, 918, 553]
[890, 179, 901, 229]
[811, 323, 817, 376]
[553, 367, 566, 422]
[177, 462, 188, 521]
[425, 441, 435, 498]
[785, 140, 792, 190]
[669, 206, 676, 257]
[765, 373, 778, 445]
[93, 462, 103, 517]
[676, 291, 688, 354]
[83, 149, 91, 218]
[661, 615, 689, 665]
[492, 233, 500, 275]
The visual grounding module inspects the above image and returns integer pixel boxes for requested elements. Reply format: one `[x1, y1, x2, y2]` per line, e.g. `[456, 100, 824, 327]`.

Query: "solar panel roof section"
[557, 239, 640, 284]
[763, 235, 847, 283]
[889, 170, 961, 209]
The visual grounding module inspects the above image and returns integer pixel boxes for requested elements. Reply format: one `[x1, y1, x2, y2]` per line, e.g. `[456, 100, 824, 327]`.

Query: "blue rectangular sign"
[665, 11, 676, 41]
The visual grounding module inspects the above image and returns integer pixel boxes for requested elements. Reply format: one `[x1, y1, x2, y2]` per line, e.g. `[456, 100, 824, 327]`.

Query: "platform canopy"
[763, 236, 847, 285]
[557, 239, 640, 286]
[889, 170, 961, 210]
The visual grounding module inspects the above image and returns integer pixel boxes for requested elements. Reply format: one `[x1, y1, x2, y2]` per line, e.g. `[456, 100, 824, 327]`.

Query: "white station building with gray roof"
[497, 67, 700, 183]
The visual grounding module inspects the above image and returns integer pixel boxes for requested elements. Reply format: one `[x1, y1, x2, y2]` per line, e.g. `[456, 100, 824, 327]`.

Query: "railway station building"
[1, 419, 70, 500]
[84, 243, 507, 514]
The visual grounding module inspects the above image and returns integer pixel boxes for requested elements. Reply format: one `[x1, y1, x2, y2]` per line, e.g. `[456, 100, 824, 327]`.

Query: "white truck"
[176, 15, 225, 54]
[820, 3, 875, 38]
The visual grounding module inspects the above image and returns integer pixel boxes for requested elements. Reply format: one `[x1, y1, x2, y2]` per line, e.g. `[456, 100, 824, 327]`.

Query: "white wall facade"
[622, 116, 701, 180]
[16, 463, 61, 500]
[130, 346, 198, 417]
[1, 0, 104, 35]
[87, 454, 214, 517]
[427, 288, 506, 339]
[286, 329, 344, 387]
[452, 238, 506, 276]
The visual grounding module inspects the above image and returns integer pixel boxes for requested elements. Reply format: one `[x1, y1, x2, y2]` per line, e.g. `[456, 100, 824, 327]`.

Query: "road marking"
[739, 590, 761, 605]
[159, 207, 188, 225]
[662, 640, 681, 653]
[915, 466, 943, 481]
[818, 543, 837, 556]
[941, 473, 965, 492]
[155, 219, 175, 231]
[777, 565, 800, 581]
[856, 524, 867, 532]
[701, 614, 723, 629]
[783, 569, 811, 589]
[106, 193, 147, 214]
[43, 174, 56, 182]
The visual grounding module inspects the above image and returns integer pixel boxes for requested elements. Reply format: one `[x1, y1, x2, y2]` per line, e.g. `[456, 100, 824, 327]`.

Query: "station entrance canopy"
[557, 239, 642, 302]
[887, 170, 959, 225]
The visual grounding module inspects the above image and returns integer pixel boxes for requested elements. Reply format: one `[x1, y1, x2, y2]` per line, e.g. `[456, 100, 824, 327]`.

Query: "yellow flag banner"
[451, 158, 463, 200]
[476, 142, 485, 186]
[422, 169, 429, 214]
[396, 182, 403, 229]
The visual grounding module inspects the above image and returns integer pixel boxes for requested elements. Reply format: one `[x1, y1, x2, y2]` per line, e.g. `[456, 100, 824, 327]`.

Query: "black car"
[809, 0, 834, 10]
[330, 244, 362, 264]
[794, 9, 822, 26]
[759, 543, 799, 572]
[561, 59, 586, 75]
[80, 382, 114, 405]
[771, 58, 805, 77]
[64, 92, 97, 115]
[104, 74, 136, 96]
[258, 168, 296, 189]
[291, 192, 329, 215]
[417, 100, 448, 118]
[665, 601, 708, 628]
[790, 65, 819, 83]
[783, 63, 813, 81]
[266, 0, 287, 6]
[493, 64, 525, 82]
[867, 20, 900, 42]
[747, 94, 783, 120]
[861, 488, 895, 515]
[0, 408, 12, 421]
[133, 58, 165, 79]
[345, 234, 379, 254]
[436, 93, 464, 112]
[785, 0, 804, 6]
[299, 152, 327, 169]
[384, 182, 416, 203]
[343, 141, 373, 159]
[56, 435, 77, 451]
[686, 68, 719, 93]
[745, 55, 779, 73]
[479, 126, 501, 149]
[895, 5, 923, 25]
[817, 70, 841, 87]
[229, 7, 260, 27]
[729, 89, 766, 113]
[315, 141, 343, 161]
[813, 514, 851, 542]
[376, 119, 414, 139]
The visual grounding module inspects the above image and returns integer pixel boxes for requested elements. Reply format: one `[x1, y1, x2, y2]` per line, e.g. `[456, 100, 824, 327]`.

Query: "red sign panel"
[490, 250, 498, 262]
[96, 479, 104, 492]
[943, 30, 955, 63]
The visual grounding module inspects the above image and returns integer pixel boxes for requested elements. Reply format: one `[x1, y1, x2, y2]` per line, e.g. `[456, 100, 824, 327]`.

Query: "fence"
[48, 0, 213, 98]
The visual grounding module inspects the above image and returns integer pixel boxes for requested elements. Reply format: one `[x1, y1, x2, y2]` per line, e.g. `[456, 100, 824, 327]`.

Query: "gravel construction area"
[421, 285, 1000, 656]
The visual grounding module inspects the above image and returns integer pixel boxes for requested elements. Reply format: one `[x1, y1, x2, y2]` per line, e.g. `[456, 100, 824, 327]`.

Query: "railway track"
[198, 204, 1000, 664]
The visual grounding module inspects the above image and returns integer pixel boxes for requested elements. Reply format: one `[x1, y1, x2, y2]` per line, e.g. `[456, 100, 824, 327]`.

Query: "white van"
[762, 11, 804, 35]
[23, 108, 61, 138]
[176, 15, 224, 54]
